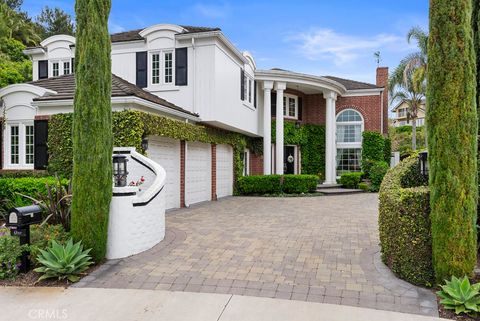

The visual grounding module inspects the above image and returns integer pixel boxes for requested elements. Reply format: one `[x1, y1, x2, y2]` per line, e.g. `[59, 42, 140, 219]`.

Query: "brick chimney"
[376, 67, 389, 135]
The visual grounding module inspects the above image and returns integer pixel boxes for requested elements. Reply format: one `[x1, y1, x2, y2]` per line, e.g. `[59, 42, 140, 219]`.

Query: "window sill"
[147, 85, 181, 92]
[242, 102, 256, 111]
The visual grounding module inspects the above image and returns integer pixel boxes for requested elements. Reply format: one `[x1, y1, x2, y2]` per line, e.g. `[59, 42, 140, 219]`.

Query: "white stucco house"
[0, 24, 388, 209]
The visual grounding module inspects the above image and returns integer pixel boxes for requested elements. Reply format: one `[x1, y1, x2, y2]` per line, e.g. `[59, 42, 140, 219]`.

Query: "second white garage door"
[185, 141, 211, 206]
[147, 136, 181, 210]
[216, 144, 233, 198]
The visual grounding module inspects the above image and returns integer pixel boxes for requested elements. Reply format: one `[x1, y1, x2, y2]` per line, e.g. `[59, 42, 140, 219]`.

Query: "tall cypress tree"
[71, 0, 112, 261]
[428, 0, 478, 282]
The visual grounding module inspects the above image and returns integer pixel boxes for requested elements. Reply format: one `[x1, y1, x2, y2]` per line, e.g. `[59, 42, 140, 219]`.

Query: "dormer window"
[49, 59, 73, 78]
[63, 61, 71, 75]
[151, 50, 175, 86]
[52, 62, 59, 77]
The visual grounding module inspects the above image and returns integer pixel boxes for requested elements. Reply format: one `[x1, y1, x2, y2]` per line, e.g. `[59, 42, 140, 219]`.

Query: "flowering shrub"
[129, 176, 145, 187]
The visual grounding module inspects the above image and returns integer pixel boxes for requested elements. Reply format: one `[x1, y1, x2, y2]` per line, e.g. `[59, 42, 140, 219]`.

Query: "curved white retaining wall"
[107, 147, 167, 259]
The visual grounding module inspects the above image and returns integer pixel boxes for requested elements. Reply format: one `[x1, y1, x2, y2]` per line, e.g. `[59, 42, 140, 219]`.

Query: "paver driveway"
[76, 194, 437, 316]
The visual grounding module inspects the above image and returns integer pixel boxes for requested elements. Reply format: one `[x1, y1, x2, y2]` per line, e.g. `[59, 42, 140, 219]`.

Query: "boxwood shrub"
[237, 175, 318, 195]
[378, 155, 433, 286]
[362, 131, 386, 177]
[369, 161, 389, 192]
[339, 172, 363, 189]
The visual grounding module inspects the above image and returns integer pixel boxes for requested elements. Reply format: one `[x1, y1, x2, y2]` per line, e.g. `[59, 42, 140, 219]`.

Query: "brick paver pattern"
[76, 194, 437, 316]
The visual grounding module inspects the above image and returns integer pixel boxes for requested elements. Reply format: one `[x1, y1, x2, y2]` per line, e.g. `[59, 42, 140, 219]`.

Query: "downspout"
[192, 37, 196, 114]
[380, 89, 384, 135]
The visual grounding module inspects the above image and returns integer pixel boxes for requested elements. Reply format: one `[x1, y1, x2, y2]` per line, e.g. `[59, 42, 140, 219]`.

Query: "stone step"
[316, 183, 342, 189]
[316, 188, 364, 196]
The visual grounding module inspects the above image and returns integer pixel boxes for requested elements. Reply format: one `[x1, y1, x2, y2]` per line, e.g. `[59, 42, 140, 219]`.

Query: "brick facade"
[250, 152, 263, 175]
[376, 67, 389, 134]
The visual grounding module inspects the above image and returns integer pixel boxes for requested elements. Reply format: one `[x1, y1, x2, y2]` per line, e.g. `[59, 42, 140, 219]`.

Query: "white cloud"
[109, 22, 125, 33]
[287, 28, 404, 66]
[193, 3, 230, 19]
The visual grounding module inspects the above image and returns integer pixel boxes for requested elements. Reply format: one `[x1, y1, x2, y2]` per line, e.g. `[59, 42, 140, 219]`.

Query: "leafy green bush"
[0, 171, 52, 179]
[34, 239, 93, 282]
[383, 138, 392, 164]
[378, 155, 433, 286]
[30, 224, 70, 264]
[0, 228, 27, 280]
[361, 131, 385, 177]
[358, 182, 370, 191]
[0, 177, 69, 214]
[339, 172, 363, 189]
[282, 175, 318, 194]
[437, 276, 480, 316]
[369, 161, 389, 192]
[237, 175, 318, 195]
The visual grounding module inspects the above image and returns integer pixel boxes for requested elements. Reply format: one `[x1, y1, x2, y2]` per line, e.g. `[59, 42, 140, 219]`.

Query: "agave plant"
[34, 239, 92, 282]
[437, 276, 480, 316]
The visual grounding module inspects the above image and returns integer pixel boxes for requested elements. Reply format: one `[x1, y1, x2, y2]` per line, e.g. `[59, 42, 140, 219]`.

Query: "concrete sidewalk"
[0, 287, 445, 321]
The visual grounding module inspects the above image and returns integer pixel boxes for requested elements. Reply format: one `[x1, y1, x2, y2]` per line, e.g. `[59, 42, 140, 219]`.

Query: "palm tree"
[389, 26, 428, 150]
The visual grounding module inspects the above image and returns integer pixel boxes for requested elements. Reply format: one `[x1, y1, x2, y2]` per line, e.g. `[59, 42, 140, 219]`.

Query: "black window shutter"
[34, 120, 48, 170]
[254, 80, 257, 108]
[38, 60, 48, 79]
[298, 97, 303, 121]
[271, 92, 277, 117]
[71, 58, 75, 73]
[136, 51, 148, 88]
[175, 47, 188, 86]
[240, 69, 245, 101]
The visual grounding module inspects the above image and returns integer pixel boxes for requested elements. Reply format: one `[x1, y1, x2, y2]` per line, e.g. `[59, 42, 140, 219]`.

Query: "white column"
[263, 81, 274, 175]
[324, 91, 338, 185]
[275, 82, 286, 175]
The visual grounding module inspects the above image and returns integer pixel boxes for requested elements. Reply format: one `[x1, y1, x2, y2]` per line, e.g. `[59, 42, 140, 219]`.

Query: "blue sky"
[22, 0, 428, 84]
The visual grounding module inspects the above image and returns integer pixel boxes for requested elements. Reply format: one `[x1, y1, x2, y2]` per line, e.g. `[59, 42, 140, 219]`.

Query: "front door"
[284, 146, 295, 174]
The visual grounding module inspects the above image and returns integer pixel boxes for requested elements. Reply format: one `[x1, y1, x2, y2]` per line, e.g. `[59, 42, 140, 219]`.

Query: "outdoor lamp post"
[141, 136, 149, 151]
[418, 151, 428, 179]
[113, 155, 128, 187]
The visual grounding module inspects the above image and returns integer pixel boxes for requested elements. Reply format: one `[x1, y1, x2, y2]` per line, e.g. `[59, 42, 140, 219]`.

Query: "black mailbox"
[6, 205, 44, 273]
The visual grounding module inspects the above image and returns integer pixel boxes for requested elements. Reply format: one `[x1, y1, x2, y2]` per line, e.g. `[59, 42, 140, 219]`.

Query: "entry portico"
[256, 69, 348, 184]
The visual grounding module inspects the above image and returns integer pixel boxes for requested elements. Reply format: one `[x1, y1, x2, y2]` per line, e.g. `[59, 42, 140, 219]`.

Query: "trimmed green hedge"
[379, 155, 433, 286]
[370, 161, 389, 192]
[362, 131, 386, 177]
[237, 175, 318, 195]
[339, 172, 363, 189]
[0, 177, 69, 212]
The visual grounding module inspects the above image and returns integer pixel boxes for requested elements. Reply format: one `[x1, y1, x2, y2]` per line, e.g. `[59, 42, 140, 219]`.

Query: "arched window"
[336, 109, 364, 175]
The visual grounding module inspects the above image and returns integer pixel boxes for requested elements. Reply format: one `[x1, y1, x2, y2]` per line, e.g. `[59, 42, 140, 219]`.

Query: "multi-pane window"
[282, 94, 297, 118]
[164, 52, 173, 84]
[336, 109, 364, 176]
[152, 53, 160, 84]
[63, 61, 70, 75]
[248, 79, 252, 103]
[10, 126, 19, 164]
[25, 125, 34, 165]
[336, 148, 362, 175]
[52, 62, 59, 77]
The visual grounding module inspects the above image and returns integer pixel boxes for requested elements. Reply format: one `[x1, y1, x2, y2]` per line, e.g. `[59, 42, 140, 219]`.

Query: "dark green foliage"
[30, 224, 70, 264]
[437, 276, 480, 316]
[0, 176, 69, 213]
[358, 182, 370, 191]
[282, 175, 318, 194]
[237, 175, 282, 195]
[361, 131, 385, 177]
[379, 156, 433, 286]
[473, 0, 480, 116]
[0, 171, 52, 178]
[35, 6, 75, 38]
[339, 172, 363, 189]
[71, 0, 112, 261]
[428, 0, 478, 283]
[383, 138, 392, 164]
[389, 125, 426, 158]
[237, 175, 318, 195]
[271, 121, 325, 177]
[370, 161, 390, 192]
[0, 227, 27, 279]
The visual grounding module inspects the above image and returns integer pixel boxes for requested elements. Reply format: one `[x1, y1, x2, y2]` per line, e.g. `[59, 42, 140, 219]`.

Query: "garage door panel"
[148, 136, 180, 209]
[186, 142, 211, 205]
[216, 144, 233, 198]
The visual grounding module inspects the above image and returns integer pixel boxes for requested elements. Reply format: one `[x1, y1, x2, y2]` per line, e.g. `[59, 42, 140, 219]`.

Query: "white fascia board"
[342, 88, 383, 97]
[23, 47, 46, 56]
[32, 96, 200, 122]
[175, 31, 247, 64]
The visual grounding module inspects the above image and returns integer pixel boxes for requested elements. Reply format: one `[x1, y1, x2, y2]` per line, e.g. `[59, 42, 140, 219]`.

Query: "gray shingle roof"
[29, 74, 198, 117]
[110, 25, 221, 43]
[323, 76, 381, 90]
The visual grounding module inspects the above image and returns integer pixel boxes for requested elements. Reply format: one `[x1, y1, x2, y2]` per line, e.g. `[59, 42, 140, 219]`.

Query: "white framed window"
[282, 94, 298, 119]
[63, 61, 71, 75]
[242, 149, 250, 176]
[336, 109, 364, 176]
[52, 62, 59, 77]
[164, 51, 173, 84]
[5, 122, 34, 169]
[152, 53, 160, 84]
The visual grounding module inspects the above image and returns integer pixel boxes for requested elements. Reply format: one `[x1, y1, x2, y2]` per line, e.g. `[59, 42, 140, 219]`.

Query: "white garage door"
[186, 141, 211, 206]
[147, 136, 181, 210]
[216, 144, 233, 198]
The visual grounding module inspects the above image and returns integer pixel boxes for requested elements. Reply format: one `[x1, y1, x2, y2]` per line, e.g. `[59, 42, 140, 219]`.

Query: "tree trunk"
[71, 0, 112, 261]
[428, 0, 478, 283]
[412, 119, 417, 151]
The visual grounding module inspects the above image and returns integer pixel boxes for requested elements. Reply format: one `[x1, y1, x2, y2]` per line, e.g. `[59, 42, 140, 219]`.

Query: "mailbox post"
[6, 205, 43, 273]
